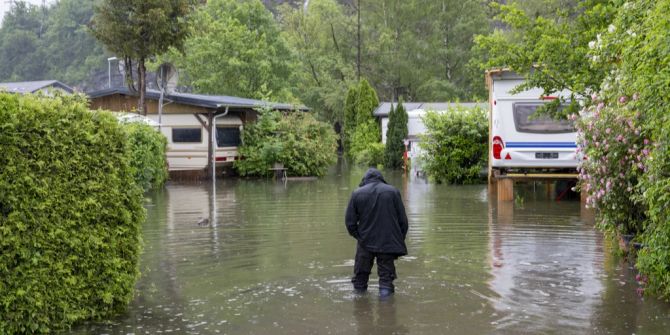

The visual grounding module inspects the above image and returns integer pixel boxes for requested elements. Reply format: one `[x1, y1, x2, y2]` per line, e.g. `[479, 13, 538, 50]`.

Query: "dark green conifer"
[385, 97, 408, 169]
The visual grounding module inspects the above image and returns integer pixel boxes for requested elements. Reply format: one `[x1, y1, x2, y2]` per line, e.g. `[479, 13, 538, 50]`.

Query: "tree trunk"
[138, 58, 147, 115]
[357, 0, 361, 81]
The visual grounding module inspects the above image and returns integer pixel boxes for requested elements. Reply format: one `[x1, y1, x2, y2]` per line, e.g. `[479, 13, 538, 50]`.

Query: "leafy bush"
[603, 0, 670, 298]
[576, 100, 649, 236]
[385, 99, 408, 169]
[579, 0, 670, 298]
[354, 142, 385, 168]
[235, 109, 337, 177]
[0, 93, 144, 333]
[123, 123, 168, 191]
[349, 120, 382, 166]
[419, 106, 487, 184]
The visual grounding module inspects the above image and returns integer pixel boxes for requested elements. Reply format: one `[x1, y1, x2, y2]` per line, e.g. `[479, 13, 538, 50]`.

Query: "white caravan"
[487, 70, 578, 175]
[147, 113, 243, 171]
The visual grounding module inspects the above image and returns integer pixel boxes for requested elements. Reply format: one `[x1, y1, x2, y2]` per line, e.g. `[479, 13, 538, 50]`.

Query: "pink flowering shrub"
[576, 93, 651, 236]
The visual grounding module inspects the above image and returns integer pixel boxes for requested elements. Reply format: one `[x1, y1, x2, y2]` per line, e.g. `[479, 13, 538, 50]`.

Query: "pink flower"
[606, 128, 611, 134]
[597, 102, 605, 111]
[591, 93, 598, 100]
[633, 93, 640, 101]
[643, 149, 649, 156]
[619, 96, 627, 104]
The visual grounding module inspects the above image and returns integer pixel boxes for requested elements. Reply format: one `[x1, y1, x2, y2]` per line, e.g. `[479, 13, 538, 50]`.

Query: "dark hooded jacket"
[345, 168, 408, 256]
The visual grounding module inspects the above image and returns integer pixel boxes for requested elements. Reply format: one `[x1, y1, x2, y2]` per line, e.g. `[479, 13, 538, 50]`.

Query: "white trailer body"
[488, 71, 578, 173]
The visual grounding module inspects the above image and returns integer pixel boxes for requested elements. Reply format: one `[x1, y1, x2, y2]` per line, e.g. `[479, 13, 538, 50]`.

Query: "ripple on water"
[69, 173, 670, 334]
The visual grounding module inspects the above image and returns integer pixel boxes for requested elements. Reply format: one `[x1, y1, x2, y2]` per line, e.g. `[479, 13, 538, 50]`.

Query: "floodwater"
[72, 164, 670, 334]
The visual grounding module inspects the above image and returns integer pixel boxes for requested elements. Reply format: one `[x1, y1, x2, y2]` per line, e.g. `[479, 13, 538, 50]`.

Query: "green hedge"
[0, 93, 144, 333]
[419, 106, 488, 184]
[124, 123, 168, 191]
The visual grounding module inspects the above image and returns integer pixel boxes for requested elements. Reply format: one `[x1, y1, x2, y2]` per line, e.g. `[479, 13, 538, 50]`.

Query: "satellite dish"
[156, 63, 178, 93]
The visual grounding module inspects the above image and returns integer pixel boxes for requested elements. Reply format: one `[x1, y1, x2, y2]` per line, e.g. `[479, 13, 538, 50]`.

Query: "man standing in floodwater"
[345, 168, 408, 297]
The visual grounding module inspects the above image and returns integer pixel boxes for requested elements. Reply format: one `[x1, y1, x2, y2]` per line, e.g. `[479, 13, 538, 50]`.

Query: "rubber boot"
[379, 288, 393, 299]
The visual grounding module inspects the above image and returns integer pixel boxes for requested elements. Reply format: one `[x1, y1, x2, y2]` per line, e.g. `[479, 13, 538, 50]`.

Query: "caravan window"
[513, 103, 575, 133]
[216, 127, 241, 147]
[172, 128, 202, 143]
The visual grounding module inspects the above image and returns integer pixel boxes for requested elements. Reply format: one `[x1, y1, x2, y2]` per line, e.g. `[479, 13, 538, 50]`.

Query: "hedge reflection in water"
[72, 165, 670, 334]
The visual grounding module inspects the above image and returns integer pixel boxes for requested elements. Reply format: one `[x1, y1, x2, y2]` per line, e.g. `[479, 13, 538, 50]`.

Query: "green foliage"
[419, 106, 488, 184]
[90, 0, 193, 113]
[235, 109, 337, 177]
[576, 102, 648, 236]
[361, 0, 490, 101]
[344, 79, 380, 160]
[278, 0, 356, 122]
[170, 0, 296, 102]
[350, 120, 383, 167]
[0, 0, 107, 88]
[588, 0, 670, 299]
[43, 0, 107, 88]
[123, 123, 168, 191]
[385, 99, 408, 169]
[474, 0, 619, 117]
[342, 84, 358, 153]
[0, 93, 144, 333]
[356, 79, 379, 125]
[354, 142, 385, 169]
[0, 2, 48, 81]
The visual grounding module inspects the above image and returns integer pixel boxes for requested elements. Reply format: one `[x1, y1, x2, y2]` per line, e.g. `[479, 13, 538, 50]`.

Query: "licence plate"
[535, 152, 559, 159]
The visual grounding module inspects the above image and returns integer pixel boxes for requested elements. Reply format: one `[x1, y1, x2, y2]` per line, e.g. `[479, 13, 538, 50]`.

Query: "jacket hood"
[359, 168, 387, 187]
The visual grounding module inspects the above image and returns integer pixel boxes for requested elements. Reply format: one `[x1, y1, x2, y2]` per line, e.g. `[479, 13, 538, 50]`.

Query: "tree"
[346, 78, 380, 161]
[90, 0, 193, 114]
[0, 1, 48, 81]
[474, 0, 619, 116]
[385, 98, 408, 169]
[43, 0, 106, 89]
[278, 0, 356, 122]
[172, 0, 296, 101]
[342, 84, 359, 154]
[360, 0, 490, 102]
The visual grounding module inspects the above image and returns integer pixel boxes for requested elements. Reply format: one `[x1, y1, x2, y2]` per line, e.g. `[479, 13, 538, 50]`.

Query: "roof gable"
[0, 80, 74, 94]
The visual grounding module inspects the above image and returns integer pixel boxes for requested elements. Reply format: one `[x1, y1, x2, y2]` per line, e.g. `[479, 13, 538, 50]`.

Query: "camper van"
[488, 70, 578, 175]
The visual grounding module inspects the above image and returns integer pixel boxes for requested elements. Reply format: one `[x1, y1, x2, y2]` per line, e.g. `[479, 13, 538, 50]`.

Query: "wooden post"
[580, 189, 588, 203]
[497, 178, 514, 201]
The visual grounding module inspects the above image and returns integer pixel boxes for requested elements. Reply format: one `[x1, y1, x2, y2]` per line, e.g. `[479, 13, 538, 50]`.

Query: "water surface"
[72, 166, 670, 334]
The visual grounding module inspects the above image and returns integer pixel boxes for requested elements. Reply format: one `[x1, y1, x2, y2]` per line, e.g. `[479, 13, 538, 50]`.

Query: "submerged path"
[72, 167, 670, 334]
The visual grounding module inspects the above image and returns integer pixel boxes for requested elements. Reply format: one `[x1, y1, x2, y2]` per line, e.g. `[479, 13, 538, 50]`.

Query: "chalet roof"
[374, 102, 487, 117]
[87, 87, 308, 111]
[0, 80, 74, 94]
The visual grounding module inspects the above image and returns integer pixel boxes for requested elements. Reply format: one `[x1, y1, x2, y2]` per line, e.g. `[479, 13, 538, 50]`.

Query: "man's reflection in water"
[354, 294, 408, 335]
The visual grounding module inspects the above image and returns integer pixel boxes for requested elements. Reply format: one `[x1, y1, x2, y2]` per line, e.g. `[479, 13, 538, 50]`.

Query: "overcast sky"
[0, 0, 54, 24]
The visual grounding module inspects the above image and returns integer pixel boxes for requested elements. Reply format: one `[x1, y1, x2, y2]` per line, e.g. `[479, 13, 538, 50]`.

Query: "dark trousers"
[352, 243, 397, 292]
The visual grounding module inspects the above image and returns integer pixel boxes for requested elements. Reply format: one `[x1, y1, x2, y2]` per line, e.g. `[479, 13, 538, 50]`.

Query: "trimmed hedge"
[124, 123, 168, 191]
[0, 93, 144, 333]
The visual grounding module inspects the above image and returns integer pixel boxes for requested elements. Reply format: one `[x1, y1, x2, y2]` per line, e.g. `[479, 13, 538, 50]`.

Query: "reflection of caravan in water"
[487, 70, 578, 175]
[88, 88, 305, 172]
